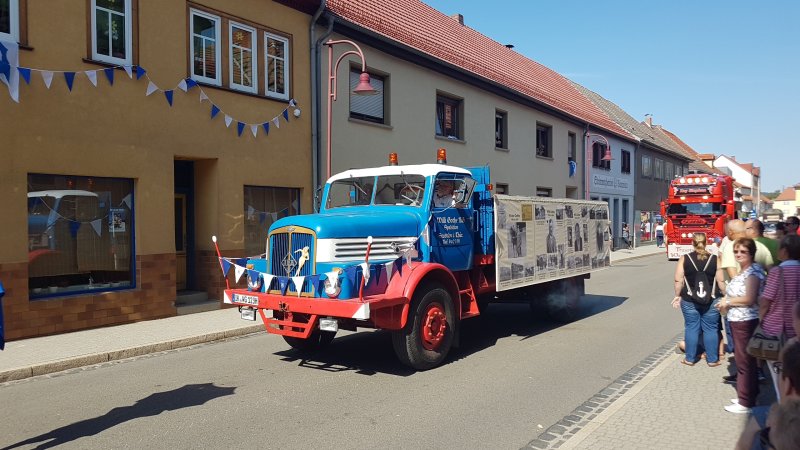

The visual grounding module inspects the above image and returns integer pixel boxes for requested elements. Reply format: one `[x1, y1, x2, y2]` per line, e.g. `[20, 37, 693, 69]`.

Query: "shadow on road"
[0, 383, 236, 450]
[274, 294, 626, 376]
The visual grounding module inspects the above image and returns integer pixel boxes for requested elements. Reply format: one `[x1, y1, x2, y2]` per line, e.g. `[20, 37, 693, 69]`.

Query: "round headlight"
[681, 233, 687, 238]
[324, 278, 341, 298]
[687, 233, 694, 238]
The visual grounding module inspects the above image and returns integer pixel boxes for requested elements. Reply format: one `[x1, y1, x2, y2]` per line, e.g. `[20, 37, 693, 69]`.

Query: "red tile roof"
[327, 0, 634, 139]
[657, 127, 701, 159]
[775, 186, 796, 201]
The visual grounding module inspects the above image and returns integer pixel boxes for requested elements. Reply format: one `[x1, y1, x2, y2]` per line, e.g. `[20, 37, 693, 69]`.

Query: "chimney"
[644, 115, 653, 127]
[451, 13, 464, 25]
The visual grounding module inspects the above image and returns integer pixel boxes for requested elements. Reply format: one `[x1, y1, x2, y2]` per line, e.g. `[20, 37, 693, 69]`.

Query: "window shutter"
[350, 71, 383, 120]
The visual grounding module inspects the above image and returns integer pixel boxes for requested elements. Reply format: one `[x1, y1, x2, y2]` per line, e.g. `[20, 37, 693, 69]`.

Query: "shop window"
[27, 174, 135, 298]
[90, 0, 133, 65]
[244, 186, 300, 257]
[350, 68, 385, 124]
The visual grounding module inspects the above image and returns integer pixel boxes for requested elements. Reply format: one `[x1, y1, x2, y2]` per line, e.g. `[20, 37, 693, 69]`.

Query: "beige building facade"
[0, 0, 313, 339]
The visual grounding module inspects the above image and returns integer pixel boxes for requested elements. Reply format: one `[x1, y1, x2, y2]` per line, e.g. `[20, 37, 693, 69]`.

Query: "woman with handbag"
[716, 237, 766, 414]
[672, 233, 726, 366]
[759, 234, 800, 400]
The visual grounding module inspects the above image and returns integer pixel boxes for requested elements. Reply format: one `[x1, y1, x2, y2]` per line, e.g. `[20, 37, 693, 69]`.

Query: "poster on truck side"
[494, 195, 611, 291]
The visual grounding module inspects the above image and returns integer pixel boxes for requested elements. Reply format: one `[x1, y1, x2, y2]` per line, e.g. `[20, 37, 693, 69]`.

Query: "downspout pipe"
[583, 124, 590, 200]
[310, 5, 335, 211]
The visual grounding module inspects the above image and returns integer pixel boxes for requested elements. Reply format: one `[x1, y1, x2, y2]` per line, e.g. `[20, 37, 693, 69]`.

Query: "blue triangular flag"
[259, 212, 267, 224]
[282, 109, 289, 121]
[221, 258, 232, 276]
[164, 90, 174, 106]
[261, 122, 269, 135]
[69, 221, 81, 237]
[185, 78, 197, 89]
[235, 258, 248, 267]
[247, 269, 260, 287]
[211, 105, 220, 119]
[344, 266, 358, 285]
[103, 68, 115, 85]
[278, 277, 290, 296]
[372, 263, 382, 285]
[64, 72, 76, 91]
[18, 67, 31, 84]
[135, 66, 146, 79]
[393, 258, 403, 277]
[309, 275, 320, 294]
[237, 122, 245, 137]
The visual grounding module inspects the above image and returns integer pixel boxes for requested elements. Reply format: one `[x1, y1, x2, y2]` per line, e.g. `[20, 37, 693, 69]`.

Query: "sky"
[421, 0, 799, 192]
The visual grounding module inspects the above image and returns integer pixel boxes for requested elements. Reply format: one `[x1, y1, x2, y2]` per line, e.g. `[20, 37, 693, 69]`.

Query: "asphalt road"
[0, 254, 682, 450]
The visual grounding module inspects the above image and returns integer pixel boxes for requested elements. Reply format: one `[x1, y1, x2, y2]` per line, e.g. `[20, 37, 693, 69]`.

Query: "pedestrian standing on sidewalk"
[717, 237, 765, 414]
[621, 223, 632, 250]
[759, 234, 800, 400]
[655, 221, 664, 247]
[672, 232, 725, 366]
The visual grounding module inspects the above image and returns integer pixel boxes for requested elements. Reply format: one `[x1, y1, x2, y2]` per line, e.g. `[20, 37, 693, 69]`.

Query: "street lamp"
[325, 39, 378, 179]
[584, 132, 613, 200]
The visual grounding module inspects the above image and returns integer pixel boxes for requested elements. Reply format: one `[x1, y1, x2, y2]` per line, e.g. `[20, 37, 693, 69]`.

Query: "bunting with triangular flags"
[277, 277, 290, 296]
[291, 276, 305, 297]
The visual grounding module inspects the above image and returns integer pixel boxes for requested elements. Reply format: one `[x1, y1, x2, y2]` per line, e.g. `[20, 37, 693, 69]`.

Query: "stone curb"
[0, 325, 264, 383]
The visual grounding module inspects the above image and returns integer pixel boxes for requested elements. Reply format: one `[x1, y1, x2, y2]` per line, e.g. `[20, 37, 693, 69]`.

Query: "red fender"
[371, 262, 460, 330]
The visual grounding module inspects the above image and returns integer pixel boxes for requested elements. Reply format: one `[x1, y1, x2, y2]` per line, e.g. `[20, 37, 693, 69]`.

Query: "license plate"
[233, 293, 259, 306]
[241, 308, 257, 321]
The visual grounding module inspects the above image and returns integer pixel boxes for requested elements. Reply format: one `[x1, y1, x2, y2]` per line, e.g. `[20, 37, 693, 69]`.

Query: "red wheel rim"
[421, 302, 447, 351]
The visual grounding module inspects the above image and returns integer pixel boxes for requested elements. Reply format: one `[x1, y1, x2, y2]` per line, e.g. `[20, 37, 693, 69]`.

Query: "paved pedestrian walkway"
[6, 243, 768, 449]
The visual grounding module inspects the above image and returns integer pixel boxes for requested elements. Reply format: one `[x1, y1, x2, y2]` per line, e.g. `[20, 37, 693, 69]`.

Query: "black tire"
[392, 284, 455, 370]
[546, 278, 582, 322]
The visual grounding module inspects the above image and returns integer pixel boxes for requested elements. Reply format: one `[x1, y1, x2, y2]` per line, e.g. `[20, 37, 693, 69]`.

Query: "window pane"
[96, 0, 125, 13]
[244, 186, 300, 257]
[95, 10, 110, 56]
[193, 36, 205, 76]
[28, 174, 135, 297]
[350, 70, 384, 122]
[110, 13, 126, 58]
[231, 26, 253, 88]
[266, 36, 287, 95]
[193, 15, 216, 38]
[0, 0, 10, 34]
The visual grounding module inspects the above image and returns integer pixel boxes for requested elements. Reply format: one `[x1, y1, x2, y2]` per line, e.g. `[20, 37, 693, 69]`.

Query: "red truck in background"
[661, 174, 738, 260]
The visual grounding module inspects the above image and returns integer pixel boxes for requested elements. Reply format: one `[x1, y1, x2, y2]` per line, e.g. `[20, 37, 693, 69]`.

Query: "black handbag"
[746, 268, 786, 361]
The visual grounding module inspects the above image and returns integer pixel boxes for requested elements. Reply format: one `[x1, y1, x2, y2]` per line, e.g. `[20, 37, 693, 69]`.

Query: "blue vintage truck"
[222, 150, 611, 369]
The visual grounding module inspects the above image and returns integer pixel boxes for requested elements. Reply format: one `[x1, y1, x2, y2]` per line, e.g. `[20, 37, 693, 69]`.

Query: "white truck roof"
[327, 164, 472, 183]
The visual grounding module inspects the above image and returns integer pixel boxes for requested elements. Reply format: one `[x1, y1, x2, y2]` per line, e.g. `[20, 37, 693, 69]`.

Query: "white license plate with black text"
[233, 293, 259, 306]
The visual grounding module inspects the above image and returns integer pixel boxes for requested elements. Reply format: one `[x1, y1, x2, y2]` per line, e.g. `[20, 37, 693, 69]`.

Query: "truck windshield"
[327, 176, 375, 208]
[667, 202, 724, 215]
[374, 175, 426, 206]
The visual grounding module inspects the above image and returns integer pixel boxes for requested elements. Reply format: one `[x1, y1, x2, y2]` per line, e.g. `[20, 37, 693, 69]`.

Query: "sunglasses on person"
[759, 426, 776, 449]
[733, 250, 750, 254]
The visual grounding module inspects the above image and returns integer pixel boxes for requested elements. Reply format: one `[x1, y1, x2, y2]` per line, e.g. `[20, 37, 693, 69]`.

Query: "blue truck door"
[429, 174, 475, 271]
[466, 166, 493, 257]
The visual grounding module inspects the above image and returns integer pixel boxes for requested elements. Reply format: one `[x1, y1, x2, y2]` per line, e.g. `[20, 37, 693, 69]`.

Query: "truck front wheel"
[392, 284, 455, 370]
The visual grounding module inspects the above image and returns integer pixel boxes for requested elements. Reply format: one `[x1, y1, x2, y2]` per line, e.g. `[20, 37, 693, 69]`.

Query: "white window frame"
[189, 8, 222, 86]
[0, 0, 18, 42]
[90, 0, 132, 65]
[264, 32, 289, 100]
[228, 21, 258, 94]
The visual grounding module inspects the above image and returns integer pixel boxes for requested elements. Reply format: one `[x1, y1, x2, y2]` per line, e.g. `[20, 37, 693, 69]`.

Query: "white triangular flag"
[292, 199, 299, 211]
[360, 262, 370, 284]
[325, 272, 339, 290]
[199, 90, 209, 102]
[234, 264, 246, 283]
[177, 79, 188, 92]
[272, 117, 280, 129]
[85, 70, 98, 87]
[385, 261, 395, 282]
[224, 115, 233, 127]
[121, 193, 132, 209]
[289, 99, 296, 107]
[145, 81, 158, 96]
[262, 274, 275, 291]
[250, 124, 258, 138]
[42, 71, 54, 89]
[123, 65, 133, 78]
[90, 219, 102, 237]
[423, 223, 430, 246]
[291, 276, 305, 297]
[403, 248, 418, 266]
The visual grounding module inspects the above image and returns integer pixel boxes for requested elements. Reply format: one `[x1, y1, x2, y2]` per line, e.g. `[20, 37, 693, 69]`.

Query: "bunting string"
[9, 61, 300, 140]
[28, 194, 132, 238]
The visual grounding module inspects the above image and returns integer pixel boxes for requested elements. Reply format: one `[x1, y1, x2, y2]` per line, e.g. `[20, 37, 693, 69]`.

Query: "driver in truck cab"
[433, 180, 457, 208]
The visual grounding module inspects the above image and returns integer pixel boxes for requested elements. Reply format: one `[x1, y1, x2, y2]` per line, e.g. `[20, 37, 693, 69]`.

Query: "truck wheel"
[392, 284, 455, 370]
[546, 278, 582, 322]
[283, 330, 336, 352]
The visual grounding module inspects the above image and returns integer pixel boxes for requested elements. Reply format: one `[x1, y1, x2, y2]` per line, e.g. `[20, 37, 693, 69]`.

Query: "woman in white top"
[716, 237, 765, 414]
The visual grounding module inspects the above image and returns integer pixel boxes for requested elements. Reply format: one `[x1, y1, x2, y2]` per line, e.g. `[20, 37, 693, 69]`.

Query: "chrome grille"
[333, 237, 417, 260]
[268, 228, 315, 295]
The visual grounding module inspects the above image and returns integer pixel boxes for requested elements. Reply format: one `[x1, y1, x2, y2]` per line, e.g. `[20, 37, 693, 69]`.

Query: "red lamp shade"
[601, 147, 614, 161]
[353, 72, 378, 95]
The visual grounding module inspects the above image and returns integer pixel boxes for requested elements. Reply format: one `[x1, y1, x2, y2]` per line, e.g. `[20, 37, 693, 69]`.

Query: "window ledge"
[536, 155, 554, 161]
[435, 135, 466, 145]
[495, 147, 510, 153]
[348, 117, 393, 129]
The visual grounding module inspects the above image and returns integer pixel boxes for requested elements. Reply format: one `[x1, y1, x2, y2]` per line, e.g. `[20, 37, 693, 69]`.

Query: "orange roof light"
[437, 148, 447, 164]
[389, 152, 399, 166]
